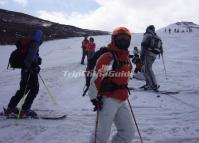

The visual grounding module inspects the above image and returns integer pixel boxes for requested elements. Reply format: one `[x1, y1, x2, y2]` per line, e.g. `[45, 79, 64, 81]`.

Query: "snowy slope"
[0, 29, 199, 143]
[157, 21, 199, 33]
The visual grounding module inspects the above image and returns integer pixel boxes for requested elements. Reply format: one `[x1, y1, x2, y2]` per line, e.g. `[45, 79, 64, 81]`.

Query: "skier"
[132, 46, 143, 74]
[81, 34, 89, 65]
[87, 37, 96, 61]
[88, 27, 135, 143]
[133, 46, 140, 57]
[168, 28, 171, 34]
[130, 46, 144, 81]
[4, 30, 43, 117]
[140, 25, 163, 91]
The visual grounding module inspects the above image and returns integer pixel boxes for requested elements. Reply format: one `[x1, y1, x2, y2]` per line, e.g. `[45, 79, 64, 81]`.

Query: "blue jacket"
[32, 30, 43, 45]
[24, 30, 43, 69]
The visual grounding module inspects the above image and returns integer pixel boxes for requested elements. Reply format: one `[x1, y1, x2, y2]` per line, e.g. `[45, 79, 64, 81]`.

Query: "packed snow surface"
[0, 27, 199, 143]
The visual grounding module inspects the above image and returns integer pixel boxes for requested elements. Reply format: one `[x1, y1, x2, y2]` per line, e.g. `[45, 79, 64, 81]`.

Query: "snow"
[0, 26, 199, 143]
[42, 23, 52, 27]
[158, 22, 199, 33]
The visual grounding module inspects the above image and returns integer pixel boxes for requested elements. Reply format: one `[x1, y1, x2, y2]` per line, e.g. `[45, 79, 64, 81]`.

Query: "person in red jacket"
[81, 35, 89, 65]
[88, 27, 135, 143]
[87, 37, 96, 60]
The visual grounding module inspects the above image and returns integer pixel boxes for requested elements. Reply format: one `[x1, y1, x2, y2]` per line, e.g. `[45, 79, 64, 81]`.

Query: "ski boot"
[3, 107, 19, 117]
[20, 109, 38, 118]
[152, 85, 160, 92]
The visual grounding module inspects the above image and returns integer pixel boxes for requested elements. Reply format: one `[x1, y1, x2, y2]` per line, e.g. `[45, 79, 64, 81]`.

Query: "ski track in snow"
[0, 30, 199, 143]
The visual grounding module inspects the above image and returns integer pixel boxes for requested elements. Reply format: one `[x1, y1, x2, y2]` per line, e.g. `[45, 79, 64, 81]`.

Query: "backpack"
[149, 35, 163, 54]
[82, 47, 130, 96]
[8, 37, 32, 69]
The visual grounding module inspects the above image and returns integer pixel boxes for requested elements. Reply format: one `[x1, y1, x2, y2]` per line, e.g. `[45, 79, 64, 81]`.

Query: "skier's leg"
[90, 97, 119, 143]
[81, 49, 86, 64]
[146, 56, 157, 88]
[7, 70, 30, 109]
[111, 102, 135, 143]
[143, 56, 150, 86]
[22, 71, 39, 111]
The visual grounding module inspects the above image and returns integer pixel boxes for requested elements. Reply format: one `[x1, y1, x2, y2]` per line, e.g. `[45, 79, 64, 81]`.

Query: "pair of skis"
[0, 109, 67, 120]
[129, 87, 180, 96]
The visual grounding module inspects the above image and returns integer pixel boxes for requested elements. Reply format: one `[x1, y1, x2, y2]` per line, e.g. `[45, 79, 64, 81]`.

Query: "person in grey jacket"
[5, 30, 43, 117]
[140, 25, 162, 91]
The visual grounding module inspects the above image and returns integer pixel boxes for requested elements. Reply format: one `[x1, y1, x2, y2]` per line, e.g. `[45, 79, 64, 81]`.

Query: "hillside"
[0, 9, 109, 45]
[158, 21, 199, 33]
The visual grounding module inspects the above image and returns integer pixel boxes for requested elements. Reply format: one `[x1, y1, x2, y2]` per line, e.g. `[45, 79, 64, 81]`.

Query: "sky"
[0, 0, 199, 32]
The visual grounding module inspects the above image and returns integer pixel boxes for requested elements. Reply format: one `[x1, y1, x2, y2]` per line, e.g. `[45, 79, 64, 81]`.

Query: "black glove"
[38, 57, 42, 65]
[24, 68, 32, 73]
[91, 96, 103, 111]
[33, 66, 40, 74]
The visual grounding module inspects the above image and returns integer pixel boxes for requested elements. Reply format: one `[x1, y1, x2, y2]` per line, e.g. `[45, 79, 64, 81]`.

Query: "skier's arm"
[140, 34, 150, 61]
[141, 34, 151, 48]
[88, 53, 113, 100]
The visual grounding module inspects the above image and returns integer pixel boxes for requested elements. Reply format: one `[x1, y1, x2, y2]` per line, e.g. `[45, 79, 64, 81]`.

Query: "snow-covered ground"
[0, 27, 199, 143]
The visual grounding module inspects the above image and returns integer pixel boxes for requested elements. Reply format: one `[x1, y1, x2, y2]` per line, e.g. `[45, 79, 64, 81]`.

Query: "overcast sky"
[0, 0, 199, 32]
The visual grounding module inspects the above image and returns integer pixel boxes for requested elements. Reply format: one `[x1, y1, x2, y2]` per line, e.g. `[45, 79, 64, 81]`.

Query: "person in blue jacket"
[5, 30, 43, 117]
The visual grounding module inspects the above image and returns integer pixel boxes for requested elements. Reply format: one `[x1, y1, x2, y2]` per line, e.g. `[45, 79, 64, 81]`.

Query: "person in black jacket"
[140, 25, 162, 91]
[5, 30, 43, 117]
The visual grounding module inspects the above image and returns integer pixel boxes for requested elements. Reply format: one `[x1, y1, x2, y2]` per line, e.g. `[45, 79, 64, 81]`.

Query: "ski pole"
[161, 54, 168, 80]
[17, 72, 31, 120]
[82, 84, 89, 96]
[38, 73, 58, 105]
[127, 99, 144, 143]
[94, 108, 99, 143]
[17, 90, 30, 120]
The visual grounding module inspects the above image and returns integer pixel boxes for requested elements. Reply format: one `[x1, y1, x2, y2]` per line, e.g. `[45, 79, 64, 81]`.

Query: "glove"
[38, 57, 42, 65]
[24, 68, 32, 73]
[91, 96, 103, 112]
[33, 66, 40, 74]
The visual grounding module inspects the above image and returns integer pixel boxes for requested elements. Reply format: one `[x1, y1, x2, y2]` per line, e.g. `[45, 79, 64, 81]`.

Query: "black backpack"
[8, 37, 32, 69]
[82, 47, 120, 96]
[149, 35, 163, 54]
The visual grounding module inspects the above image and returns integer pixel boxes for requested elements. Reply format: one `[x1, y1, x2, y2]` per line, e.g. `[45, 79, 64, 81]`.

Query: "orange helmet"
[112, 27, 131, 37]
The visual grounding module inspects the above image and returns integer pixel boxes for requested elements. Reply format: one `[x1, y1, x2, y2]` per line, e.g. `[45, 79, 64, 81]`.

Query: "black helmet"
[89, 37, 94, 42]
[146, 25, 155, 32]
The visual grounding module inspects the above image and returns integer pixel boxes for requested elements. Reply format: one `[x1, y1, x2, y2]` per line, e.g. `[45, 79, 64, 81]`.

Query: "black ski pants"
[8, 69, 39, 110]
[81, 49, 87, 64]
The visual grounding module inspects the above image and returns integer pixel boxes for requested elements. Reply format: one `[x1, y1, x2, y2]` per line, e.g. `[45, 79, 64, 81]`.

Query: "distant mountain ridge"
[158, 21, 199, 33]
[0, 9, 109, 45]
[175, 21, 199, 30]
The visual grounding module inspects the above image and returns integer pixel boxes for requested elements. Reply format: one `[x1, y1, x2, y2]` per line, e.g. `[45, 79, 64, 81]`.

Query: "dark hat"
[146, 25, 155, 32]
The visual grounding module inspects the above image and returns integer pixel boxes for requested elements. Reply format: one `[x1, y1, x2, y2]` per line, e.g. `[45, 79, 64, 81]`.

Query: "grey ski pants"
[143, 55, 157, 87]
[90, 97, 135, 143]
